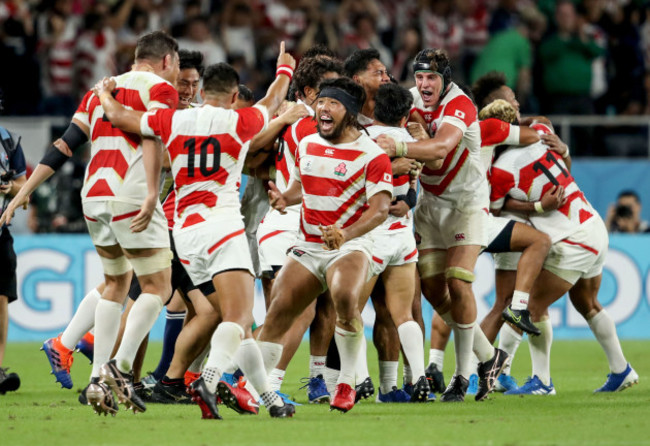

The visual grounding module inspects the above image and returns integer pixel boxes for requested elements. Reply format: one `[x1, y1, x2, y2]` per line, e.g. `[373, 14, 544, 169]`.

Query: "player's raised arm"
[255, 41, 296, 118]
[93, 77, 145, 134]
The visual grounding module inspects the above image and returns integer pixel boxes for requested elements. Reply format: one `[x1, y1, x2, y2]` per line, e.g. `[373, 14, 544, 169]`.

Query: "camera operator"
[0, 113, 27, 394]
[606, 190, 650, 234]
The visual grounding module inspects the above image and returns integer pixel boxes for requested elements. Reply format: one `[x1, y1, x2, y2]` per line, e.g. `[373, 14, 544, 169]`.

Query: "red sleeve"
[146, 109, 175, 144]
[532, 123, 553, 135]
[149, 82, 179, 110]
[489, 166, 515, 205]
[366, 153, 393, 186]
[442, 95, 477, 128]
[480, 118, 511, 146]
[235, 107, 266, 142]
[76, 91, 93, 114]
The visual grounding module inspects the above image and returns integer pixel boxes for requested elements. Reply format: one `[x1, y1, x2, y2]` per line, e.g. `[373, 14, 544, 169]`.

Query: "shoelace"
[299, 376, 321, 390]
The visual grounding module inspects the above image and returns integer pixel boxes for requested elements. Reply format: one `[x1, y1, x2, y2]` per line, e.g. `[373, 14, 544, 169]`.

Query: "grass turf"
[0, 340, 648, 446]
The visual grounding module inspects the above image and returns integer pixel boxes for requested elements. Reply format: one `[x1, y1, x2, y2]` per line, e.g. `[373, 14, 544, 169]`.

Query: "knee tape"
[100, 255, 132, 276]
[129, 249, 172, 276]
[445, 266, 475, 283]
[418, 252, 446, 279]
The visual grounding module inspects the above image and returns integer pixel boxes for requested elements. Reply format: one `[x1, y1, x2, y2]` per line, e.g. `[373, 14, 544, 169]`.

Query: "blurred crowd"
[1, 0, 649, 118]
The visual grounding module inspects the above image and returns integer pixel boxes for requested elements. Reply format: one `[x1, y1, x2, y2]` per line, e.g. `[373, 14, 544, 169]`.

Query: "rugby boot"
[425, 362, 446, 393]
[502, 307, 541, 336]
[188, 377, 222, 419]
[0, 367, 20, 394]
[75, 331, 95, 363]
[440, 375, 469, 402]
[476, 348, 509, 401]
[331, 383, 356, 412]
[217, 379, 259, 415]
[99, 359, 146, 413]
[354, 376, 374, 402]
[42, 335, 74, 389]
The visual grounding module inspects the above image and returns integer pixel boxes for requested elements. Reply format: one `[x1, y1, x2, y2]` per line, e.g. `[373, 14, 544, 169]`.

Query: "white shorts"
[288, 238, 372, 290]
[173, 217, 254, 291]
[493, 251, 521, 271]
[370, 230, 418, 276]
[543, 217, 609, 285]
[82, 200, 169, 250]
[414, 199, 488, 250]
[257, 220, 298, 274]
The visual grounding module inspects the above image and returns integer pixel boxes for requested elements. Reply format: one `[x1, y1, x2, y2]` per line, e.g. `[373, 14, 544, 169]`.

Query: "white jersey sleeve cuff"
[140, 112, 155, 137]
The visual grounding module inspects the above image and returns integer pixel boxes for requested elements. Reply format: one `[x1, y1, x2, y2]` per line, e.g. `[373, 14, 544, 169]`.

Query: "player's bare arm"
[377, 123, 462, 166]
[130, 137, 164, 233]
[93, 77, 145, 134]
[249, 102, 309, 153]
[499, 185, 567, 216]
[255, 41, 297, 121]
[0, 118, 89, 226]
[541, 133, 571, 170]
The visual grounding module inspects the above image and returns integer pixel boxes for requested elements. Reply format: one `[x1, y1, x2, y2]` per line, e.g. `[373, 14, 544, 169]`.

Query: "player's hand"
[268, 181, 287, 214]
[277, 41, 296, 71]
[0, 180, 12, 195]
[376, 134, 397, 158]
[0, 191, 29, 227]
[407, 122, 430, 141]
[130, 195, 157, 233]
[92, 77, 117, 98]
[319, 224, 345, 250]
[391, 157, 417, 176]
[389, 200, 409, 218]
[280, 103, 309, 125]
[541, 133, 568, 158]
[540, 185, 566, 211]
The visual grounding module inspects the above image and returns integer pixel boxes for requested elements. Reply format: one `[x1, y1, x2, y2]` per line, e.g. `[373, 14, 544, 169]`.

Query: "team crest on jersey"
[334, 162, 347, 177]
[455, 233, 465, 242]
[304, 159, 313, 172]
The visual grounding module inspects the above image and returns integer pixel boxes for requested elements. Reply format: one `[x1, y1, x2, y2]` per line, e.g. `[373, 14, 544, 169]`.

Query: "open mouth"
[179, 96, 192, 107]
[319, 115, 334, 132]
[421, 90, 434, 103]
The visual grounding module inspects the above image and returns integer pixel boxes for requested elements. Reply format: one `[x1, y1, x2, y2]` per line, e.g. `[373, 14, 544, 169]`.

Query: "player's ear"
[399, 116, 408, 128]
[200, 88, 205, 101]
[231, 91, 237, 106]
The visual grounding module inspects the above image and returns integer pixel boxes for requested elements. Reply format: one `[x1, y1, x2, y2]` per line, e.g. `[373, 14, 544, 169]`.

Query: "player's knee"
[418, 252, 446, 279]
[100, 255, 132, 277]
[535, 232, 552, 254]
[129, 249, 172, 277]
[446, 267, 475, 297]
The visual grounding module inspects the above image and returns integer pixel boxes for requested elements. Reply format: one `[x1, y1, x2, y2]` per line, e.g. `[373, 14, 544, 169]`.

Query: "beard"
[317, 113, 354, 141]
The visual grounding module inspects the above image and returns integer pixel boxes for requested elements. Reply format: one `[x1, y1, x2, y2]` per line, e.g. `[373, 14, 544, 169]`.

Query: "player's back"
[491, 141, 597, 242]
[77, 70, 177, 204]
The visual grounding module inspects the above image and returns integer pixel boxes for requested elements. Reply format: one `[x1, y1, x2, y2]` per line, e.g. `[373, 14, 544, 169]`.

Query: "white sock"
[397, 321, 425, 380]
[334, 325, 363, 386]
[309, 355, 327, 378]
[61, 288, 101, 350]
[529, 318, 553, 386]
[403, 365, 413, 386]
[355, 338, 370, 383]
[429, 348, 445, 369]
[236, 338, 274, 397]
[498, 324, 522, 376]
[114, 293, 164, 373]
[91, 299, 123, 378]
[257, 340, 283, 374]
[379, 360, 398, 393]
[473, 325, 495, 363]
[510, 290, 530, 311]
[324, 367, 339, 394]
[453, 321, 476, 379]
[268, 368, 285, 392]
[203, 322, 245, 393]
[587, 310, 628, 374]
[188, 344, 210, 374]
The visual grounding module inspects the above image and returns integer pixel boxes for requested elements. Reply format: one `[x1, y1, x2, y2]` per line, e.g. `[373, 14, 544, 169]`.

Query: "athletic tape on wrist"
[395, 140, 408, 157]
[534, 201, 544, 214]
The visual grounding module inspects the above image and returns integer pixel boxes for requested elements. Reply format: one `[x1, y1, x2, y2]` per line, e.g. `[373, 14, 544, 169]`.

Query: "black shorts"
[0, 229, 18, 303]
[485, 220, 516, 254]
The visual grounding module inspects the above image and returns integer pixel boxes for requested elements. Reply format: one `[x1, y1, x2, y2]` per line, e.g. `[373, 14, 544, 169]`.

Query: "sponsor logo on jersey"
[455, 233, 465, 241]
[325, 148, 335, 156]
[291, 249, 306, 257]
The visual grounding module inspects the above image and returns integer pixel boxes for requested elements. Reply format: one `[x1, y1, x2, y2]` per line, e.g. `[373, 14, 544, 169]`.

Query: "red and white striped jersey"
[479, 118, 520, 174]
[141, 104, 269, 230]
[294, 133, 393, 246]
[490, 126, 596, 243]
[410, 83, 487, 208]
[74, 70, 178, 204]
[366, 124, 415, 234]
[262, 108, 317, 231]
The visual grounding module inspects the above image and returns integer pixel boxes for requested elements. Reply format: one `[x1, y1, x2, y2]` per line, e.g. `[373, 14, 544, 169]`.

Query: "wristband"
[269, 165, 277, 179]
[534, 201, 544, 214]
[395, 140, 408, 157]
[276, 65, 294, 80]
[562, 150, 570, 159]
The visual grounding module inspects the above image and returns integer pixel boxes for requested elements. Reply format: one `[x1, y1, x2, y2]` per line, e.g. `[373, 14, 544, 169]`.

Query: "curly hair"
[478, 99, 517, 124]
[472, 71, 507, 110]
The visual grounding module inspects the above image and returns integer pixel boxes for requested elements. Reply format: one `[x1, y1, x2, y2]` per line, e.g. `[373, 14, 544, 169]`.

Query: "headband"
[319, 87, 360, 116]
[413, 61, 444, 79]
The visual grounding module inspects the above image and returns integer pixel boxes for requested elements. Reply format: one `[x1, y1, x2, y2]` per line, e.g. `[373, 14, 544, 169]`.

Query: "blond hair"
[479, 99, 517, 123]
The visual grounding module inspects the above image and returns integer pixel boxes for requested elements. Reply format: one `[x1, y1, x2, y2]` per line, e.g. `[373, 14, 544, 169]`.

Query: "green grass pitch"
[1, 340, 648, 446]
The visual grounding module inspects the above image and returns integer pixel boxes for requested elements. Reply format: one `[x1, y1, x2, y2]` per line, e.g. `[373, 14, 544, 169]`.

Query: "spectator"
[471, 7, 546, 109]
[606, 190, 650, 233]
[340, 12, 392, 68]
[458, 0, 490, 82]
[488, 0, 520, 35]
[177, 15, 226, 65]
[392, 26, 421, 86]
[0, 109, 27, 395]
[419, 0, 463, 62]
[538, 0, 605, 115]
[221, 1, 257, 68]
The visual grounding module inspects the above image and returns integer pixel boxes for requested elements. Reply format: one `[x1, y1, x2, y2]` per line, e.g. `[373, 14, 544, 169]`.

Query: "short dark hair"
[472, 71, 507, 109]
[292, 56, 344, 100]
[374, 84, 413, 127]
[238, 84, 254, 102]
[135, 31, 178, 62]
[318, 77, 366, 129]
[179, 49, 205, 77]
[203, 63, 239, 95]
[344, 48, 381, 77]
[618, 190, 641, 203]
[302, 44, 337, 60]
